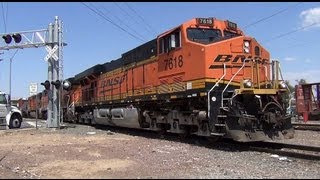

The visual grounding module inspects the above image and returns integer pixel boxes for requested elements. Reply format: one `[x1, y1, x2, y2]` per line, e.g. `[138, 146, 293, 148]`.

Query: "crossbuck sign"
[44, 45, 58, 61]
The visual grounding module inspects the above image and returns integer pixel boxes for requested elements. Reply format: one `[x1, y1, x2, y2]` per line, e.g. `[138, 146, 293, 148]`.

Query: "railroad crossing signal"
[2, 33, 22, 44]
[41, 80, 51, 90]
[12, 34, 22, 43]
[2, 35, 12, 44]
[51, 80, 61, 89]
[0, 16, 65, 128]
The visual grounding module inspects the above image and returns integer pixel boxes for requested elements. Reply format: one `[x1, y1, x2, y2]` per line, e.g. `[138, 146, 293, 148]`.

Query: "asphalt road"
[21, 118, 47, 129]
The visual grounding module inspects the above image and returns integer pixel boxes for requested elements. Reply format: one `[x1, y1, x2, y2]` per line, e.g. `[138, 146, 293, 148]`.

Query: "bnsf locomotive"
[23, 17, 294, 142]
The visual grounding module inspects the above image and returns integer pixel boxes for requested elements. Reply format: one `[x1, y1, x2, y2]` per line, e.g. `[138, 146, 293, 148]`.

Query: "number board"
[196, 18, 214, 26]
[226, 20, 237, 30]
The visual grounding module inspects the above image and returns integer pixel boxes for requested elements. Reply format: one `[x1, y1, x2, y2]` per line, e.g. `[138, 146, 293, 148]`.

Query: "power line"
[243, 2, 303, 29]
[98, 3, 147, 41]
[113, 2, 155, 38]
[265, 21, 320, 43]
[276, 41, 313, 51]
[1, 2, 7, 33]
[124, 2, 158, 36]
[5, 2, 8, 32]
[81, 2, 145, 43]
[113, 2, 152, 37]
[113, 3, 140, 27]
[286, 42, 313, 50]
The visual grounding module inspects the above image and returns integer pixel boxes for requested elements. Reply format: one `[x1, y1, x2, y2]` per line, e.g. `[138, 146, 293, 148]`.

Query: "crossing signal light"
[2, 33, 22, 44]
[51, 80, 61, 89]
[62, 80, 72, 91]
[41, 80, 51, 90]
[12, 33, 22, 43]
[2, 34, 12, 44]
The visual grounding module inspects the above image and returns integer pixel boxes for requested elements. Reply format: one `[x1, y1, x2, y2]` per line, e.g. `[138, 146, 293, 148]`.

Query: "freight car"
[17, 98, 28, 118]
[33, 17, 294, 142]
[295, 83, 320, 121]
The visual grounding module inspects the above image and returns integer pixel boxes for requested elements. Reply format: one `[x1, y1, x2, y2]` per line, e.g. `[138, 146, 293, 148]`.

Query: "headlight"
[244, 41, 250, 53]
[243, 79, 252, 88]
[62, 80, 72, 91]
[279, 81, 287, 89]
[244, 47, 250, 53]
[244, 41, 250, 47]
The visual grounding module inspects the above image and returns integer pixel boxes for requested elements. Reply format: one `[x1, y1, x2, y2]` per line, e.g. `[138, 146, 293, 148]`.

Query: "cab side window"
[0, 94, 7, 104]
[159, 28, 181, 54]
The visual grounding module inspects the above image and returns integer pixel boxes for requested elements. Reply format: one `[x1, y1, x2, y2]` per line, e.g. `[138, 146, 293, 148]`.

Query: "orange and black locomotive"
[27, 17, 295, 142]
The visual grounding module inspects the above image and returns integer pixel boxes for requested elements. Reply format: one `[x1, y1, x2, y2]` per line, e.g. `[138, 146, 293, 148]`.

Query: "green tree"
[285, 80, 295, 94]
[296, 79, 307, 85]
[281, 80, 295, 113]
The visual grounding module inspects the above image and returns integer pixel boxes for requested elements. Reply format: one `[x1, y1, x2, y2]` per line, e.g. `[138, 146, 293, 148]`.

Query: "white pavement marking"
[26, 121, 36, 127]
[26, 121, 43, 127]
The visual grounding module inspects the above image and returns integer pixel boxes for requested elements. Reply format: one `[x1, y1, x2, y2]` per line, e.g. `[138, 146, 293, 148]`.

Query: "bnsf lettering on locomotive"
[213, 54, 249, 63]
[232, 55, 246, 63]
[100, 73, 127, 88]
[213, 55, 233, 63]
[211, 54, 269, 68]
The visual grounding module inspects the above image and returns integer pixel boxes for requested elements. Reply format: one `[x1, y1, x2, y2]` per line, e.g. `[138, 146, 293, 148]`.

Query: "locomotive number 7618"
[164, 55, 184, 70]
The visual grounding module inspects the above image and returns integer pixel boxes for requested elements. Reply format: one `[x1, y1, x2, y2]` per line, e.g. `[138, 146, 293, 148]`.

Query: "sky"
[0, 2, 319, 99]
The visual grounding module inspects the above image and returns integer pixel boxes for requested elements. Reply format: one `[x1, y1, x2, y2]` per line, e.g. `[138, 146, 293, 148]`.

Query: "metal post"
[0, 58, 2, 89]
[9, 58, 11, 106]
[271, 60, 276, 88]
[9, 49, 18, 107]
[275, 60, 279, 89]
[36, 93, 38, 129]
[52, 16, 60, 128]
[59, 18, 63, 125]
[317, 84, 320, 109]
[47, 23, 53, 128]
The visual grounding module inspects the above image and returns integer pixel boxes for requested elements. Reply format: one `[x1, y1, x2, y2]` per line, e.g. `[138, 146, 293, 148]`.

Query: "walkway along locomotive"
[33, 17, 294, 142]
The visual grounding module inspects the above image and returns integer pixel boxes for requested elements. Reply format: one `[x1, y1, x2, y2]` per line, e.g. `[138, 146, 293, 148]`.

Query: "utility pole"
[0, 16, 66, 128]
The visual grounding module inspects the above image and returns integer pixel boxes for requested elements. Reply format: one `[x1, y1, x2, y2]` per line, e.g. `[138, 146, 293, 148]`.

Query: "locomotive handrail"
[207, 63, 226, 118]
[263, 65, 269, 88]
[69, 102, 75, 114]
[221, 59, 250, 108]
[278, 62, 291, 95]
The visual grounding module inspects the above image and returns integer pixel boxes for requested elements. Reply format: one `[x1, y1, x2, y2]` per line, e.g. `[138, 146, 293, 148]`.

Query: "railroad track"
[245, 141, 320, 161]
[292, 122, 320, 131]
[21, 118, 320, 161]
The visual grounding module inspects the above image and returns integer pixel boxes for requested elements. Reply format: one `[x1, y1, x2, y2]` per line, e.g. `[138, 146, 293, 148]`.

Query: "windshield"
[0, 94, 7, 104]
[187, 28, 222, 44]
[223, 30, 241, 39]
[187, 28, 242, 45]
